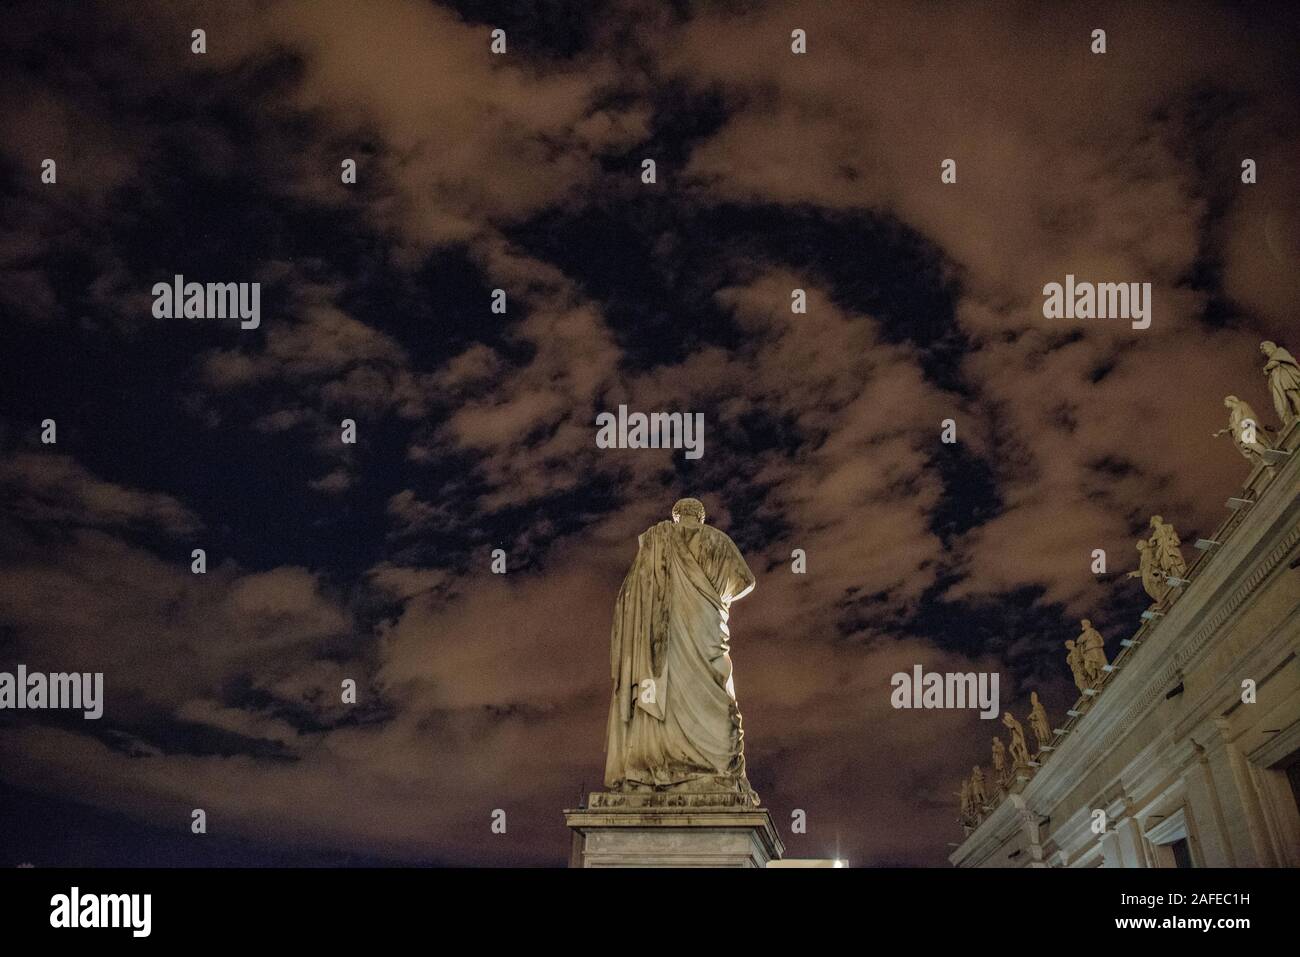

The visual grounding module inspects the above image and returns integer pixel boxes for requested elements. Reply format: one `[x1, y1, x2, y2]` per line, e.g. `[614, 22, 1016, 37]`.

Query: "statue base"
[563, 792, 785, 867]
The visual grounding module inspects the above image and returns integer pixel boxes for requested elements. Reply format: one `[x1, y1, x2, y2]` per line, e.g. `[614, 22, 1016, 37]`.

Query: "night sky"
[2, 0, 1299, 867]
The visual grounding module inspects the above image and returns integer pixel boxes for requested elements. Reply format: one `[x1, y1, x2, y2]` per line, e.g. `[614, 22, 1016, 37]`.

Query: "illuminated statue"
[970, 766, 988, 807]
[1148, 515, 1187, 581]
[1212, 396, 1274, 467]
[1003, 712, 1031, 767]
[1078, 619, 1108, 685]
[1260, 341, 1300, 427]
[1028, 691, 1052, 751]
[604, 498, 758, 800]
[1064, 639, 1087, 693]
[991, 737, 1008, 786]
[1126, 539, 1167, 603]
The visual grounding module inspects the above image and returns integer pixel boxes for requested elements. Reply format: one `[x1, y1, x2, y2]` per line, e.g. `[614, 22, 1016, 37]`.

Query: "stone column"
[1184, 738, 1238, 866]
[1111, 818, 1148, 868]
[1215, 718, 1277, 866]
[1010, 795, 1048, 867]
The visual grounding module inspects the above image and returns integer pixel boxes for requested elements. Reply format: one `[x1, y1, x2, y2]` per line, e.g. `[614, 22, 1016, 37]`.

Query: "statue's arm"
[610, 535, 648, 681]
[732, 569, 756, 602]
[725, 534, 756, 602]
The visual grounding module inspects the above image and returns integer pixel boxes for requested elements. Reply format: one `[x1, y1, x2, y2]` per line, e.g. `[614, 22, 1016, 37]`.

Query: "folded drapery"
[604, 510, 754, 793]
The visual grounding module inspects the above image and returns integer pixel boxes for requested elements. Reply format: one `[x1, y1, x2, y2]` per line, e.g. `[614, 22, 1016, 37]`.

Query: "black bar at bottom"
[0, 866, 1286, 944]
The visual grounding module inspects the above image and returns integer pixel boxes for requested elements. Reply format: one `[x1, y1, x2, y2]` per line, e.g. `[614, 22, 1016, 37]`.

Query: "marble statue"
[991, 736, 1008, 784]
[604, 498, 758, 800]
[1003, 712, 1031, 767]
[970, 766, 987, 806]
[1213, 395, 1275, 467]
[1148, 515, 1187, 581]
[1261, 340, 1300, 427]
[1078, 619, 1108, 684]
[1028, 691, 1052, 751]
[1064, 639, 1088, 693]
[1126, 539, 1167, 603]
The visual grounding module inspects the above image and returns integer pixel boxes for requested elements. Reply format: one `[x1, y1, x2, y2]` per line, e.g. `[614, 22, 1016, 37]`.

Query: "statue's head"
[1261, 340, 1276, 355]
[671, 497, 706, 524]
[1080, 618, 1092, 629]
[1225, 394, 1238, 408]
[1150, 515, 1162, 526]
[1031, 690, 1040, 704]
[1136, 539, 1147, 551]
[1065, 639, 1075, 649]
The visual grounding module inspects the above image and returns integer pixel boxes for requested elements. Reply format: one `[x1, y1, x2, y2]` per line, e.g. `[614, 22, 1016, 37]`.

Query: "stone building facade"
[952, 420, 1300, 868]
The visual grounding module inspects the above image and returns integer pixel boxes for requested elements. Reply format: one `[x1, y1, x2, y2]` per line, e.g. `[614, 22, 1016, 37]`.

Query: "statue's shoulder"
[637, 520, 674, 544]
[700, 523, 740, 549]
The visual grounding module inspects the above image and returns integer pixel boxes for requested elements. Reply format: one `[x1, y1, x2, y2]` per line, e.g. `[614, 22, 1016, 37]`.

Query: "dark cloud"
[1, 0, 1297, 867]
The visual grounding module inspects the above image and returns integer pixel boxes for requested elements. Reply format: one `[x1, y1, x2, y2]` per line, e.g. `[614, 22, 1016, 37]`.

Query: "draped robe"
[1149, 522, 1186, 579]
[1079, 627, 1107, 680]
[604, 519, 755, 790]
[1227, 398, 1273, 463]
[1265, 346, 1300, 426]
[1132, 543, 1166, 602]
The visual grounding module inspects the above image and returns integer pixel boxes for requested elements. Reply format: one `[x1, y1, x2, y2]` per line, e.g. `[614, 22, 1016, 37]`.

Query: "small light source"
[1226, 497, 1253, 510]
[1067, 709, 1083, 717]
[1120, 638, 1138, 647]
[1194, 539, 1221, 550]
[1083, 688, 1099, 696]
[1166, 576, 1191, 587]
[1052, 728, 1068, 735]
[767, 859, 847, 868]
[1038, 745, 1055, 752]
[1102, 664, 1119, 673]
[1140, 610, 1162, 621]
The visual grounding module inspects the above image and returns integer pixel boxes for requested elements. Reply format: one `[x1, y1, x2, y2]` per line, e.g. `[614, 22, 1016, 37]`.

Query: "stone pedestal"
[564, 792, 785, 867]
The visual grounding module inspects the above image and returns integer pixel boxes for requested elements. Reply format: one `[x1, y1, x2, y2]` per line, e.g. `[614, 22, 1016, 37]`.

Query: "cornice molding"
[953, 421, 1300, 861]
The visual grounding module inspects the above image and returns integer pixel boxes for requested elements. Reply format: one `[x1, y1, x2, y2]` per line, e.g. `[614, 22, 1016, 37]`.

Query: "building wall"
[952, 421, 1300, 868]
